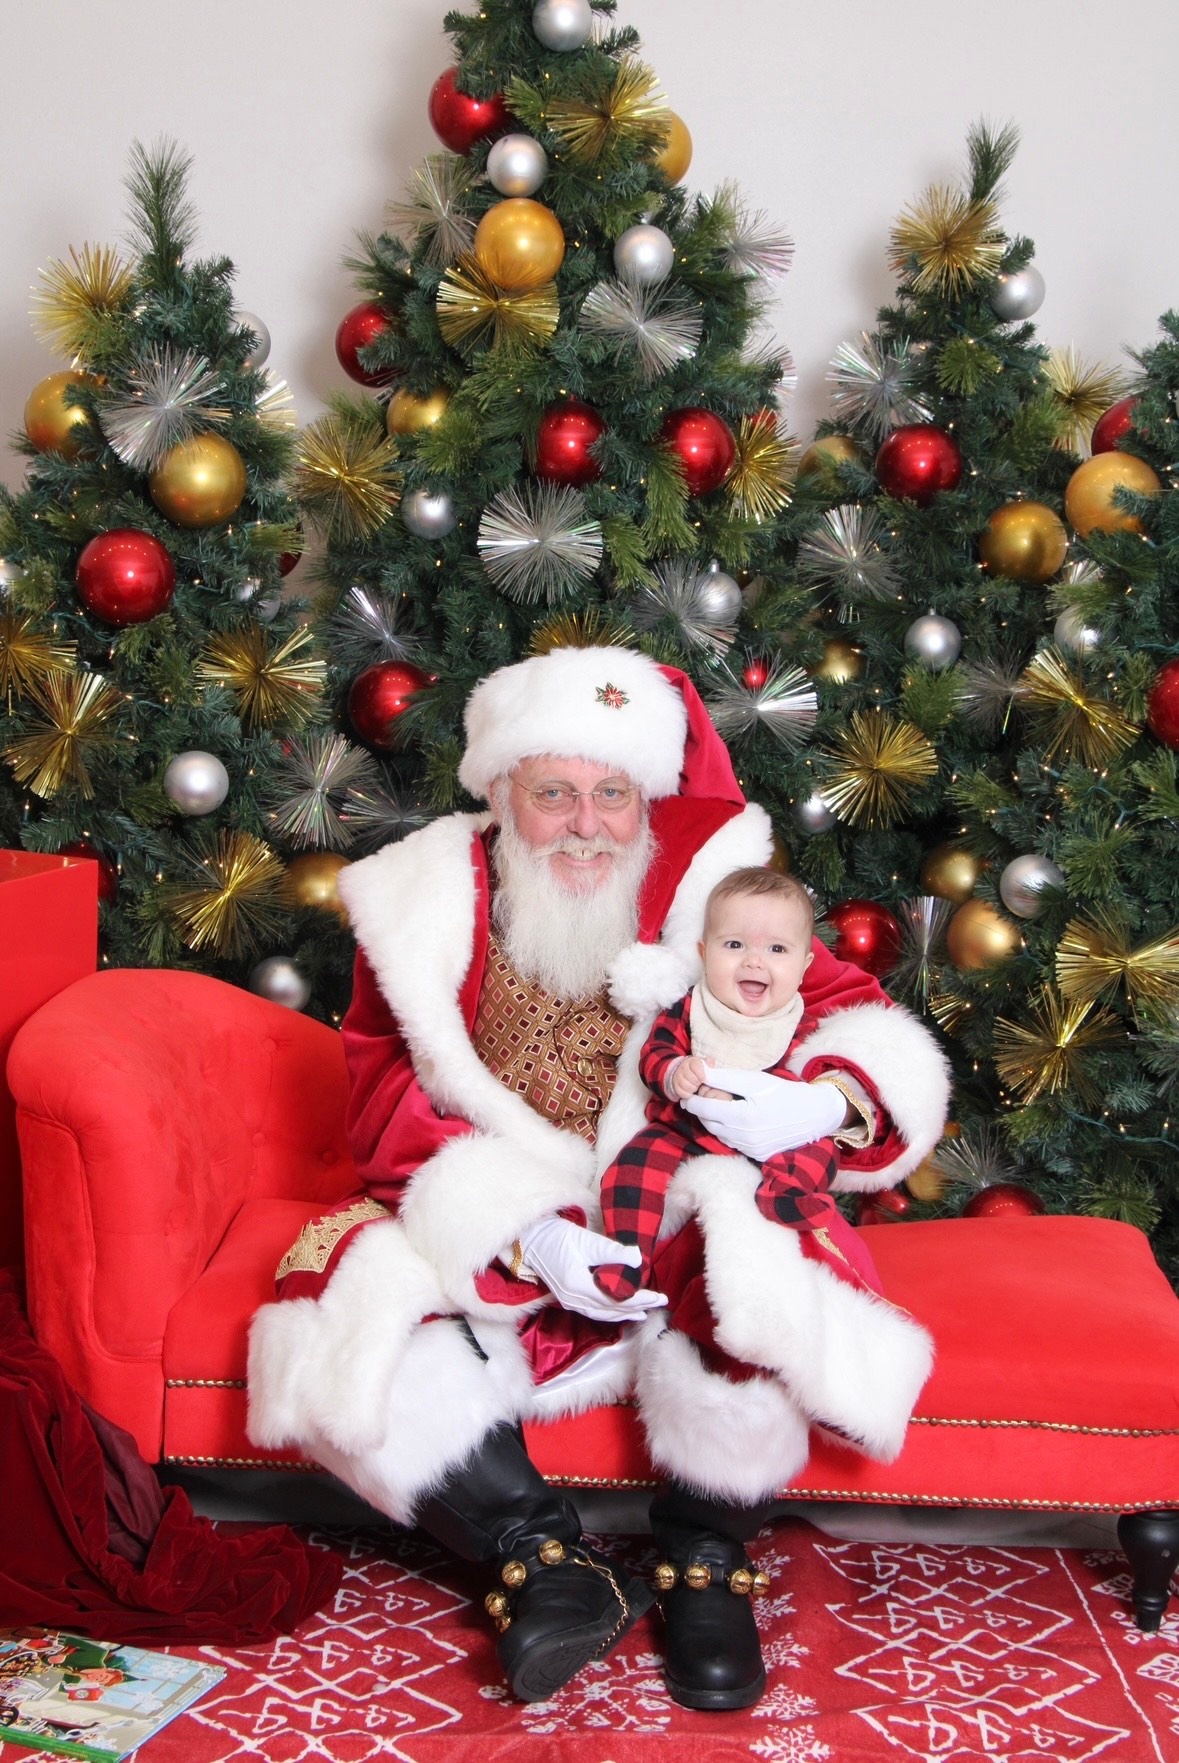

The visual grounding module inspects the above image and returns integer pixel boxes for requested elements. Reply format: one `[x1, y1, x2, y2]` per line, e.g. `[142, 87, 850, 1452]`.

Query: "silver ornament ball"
[698, 562, 742, 626]
[904, 613, 962, 670]
[235, 576, 282, 623]
[795, 791, 836, 835]
[613, 223, 675, 286]
[532, 0, 594, 51]
[1054, 606, 1102, 655]
[164, 750, 230, 816]
[999, 853, 1066, 920]
[234, 308, 271, 368]
[0, 557, 25, 600]
[989, 264, 1046, 323]
[487, 133, 549, 197]
[248, 955, 312, 1011]
[402, 487, 457, 539]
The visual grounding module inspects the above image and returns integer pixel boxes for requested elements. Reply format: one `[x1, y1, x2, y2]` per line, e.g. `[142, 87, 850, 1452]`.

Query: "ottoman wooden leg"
[1117, 1510, 1179, 1631]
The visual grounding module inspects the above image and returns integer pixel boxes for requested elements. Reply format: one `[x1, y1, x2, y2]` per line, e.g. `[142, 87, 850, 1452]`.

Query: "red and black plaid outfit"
[595, 990, 879, 1301]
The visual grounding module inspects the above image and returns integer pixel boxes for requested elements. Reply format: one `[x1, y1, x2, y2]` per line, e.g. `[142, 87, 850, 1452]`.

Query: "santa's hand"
[682, 1068, 847, 1159]
[517, 1216, 668, 1323]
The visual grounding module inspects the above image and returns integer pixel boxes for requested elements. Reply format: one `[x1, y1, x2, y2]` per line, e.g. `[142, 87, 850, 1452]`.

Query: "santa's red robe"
[248, 796, 947, 1517]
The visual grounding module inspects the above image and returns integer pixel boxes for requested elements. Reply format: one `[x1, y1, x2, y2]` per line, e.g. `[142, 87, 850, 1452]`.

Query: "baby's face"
[699, 892, 814, 1017]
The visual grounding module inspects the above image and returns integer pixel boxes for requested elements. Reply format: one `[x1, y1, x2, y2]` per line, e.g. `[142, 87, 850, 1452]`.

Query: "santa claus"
[248, 645, 948, 1711]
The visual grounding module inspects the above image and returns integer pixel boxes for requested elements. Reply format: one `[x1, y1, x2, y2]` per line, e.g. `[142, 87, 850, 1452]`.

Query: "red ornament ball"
[428, 67, 511, 155]
[875, 423, 963, 506]
[58, 840, 118, 905]
[742, 657, 770, 691]
[534, 399, 607, 486]
[348, 662, 432, 750]
[1091, 396, 1139, 456]
[335, 302, 399, 386]
[1147, 659, 1179, 749]
[827, 898, 902, 979]
[660, 407, 737, 497]
[962, 1182, 1046, 1219]
[75, 529, 175, 626]
[857, 1188, 911, 1225]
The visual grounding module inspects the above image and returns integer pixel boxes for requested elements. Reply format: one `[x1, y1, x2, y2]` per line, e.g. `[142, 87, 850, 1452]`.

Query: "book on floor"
[0, 1627, 224, 1761]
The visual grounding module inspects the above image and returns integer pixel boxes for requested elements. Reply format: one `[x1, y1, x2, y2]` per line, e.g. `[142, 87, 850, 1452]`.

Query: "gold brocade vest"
[472, 935, 631, 1143]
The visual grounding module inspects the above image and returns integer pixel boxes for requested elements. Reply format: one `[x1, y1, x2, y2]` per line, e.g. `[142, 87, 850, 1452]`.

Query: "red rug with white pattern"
[3, 1519, 1178, 1762]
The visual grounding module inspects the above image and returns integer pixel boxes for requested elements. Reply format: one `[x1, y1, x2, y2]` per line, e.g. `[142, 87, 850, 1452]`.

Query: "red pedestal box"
[0, 851, 97, 1274]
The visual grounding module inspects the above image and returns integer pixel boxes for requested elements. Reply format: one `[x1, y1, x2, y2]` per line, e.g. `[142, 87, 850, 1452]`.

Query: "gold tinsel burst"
[819, 711, 938, 829]
[726, 414, 798, 524]
[30, 244, 133, 362]
[888, 188, 1004, 297]
[1020, 648, 1138, 771]
[168, 831, 286, 961]
[528, 607, 637, 656]
[436, 256, 559, 353]
[929, 991, 972, 1036]
[0, 609, 74, 705]
[1056, 910, 1179, 1014]
[292, 413, 400, 543]
[3, 670, 121, 799]
[1045, 347, 1127, 453]
[994, 986, 1121, 1107]
[199, 625, 325, 730]
[544, 59, 670, 165]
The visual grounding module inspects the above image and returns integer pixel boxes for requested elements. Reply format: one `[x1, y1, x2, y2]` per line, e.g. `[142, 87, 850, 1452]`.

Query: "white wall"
[0, 0, 1174, 492]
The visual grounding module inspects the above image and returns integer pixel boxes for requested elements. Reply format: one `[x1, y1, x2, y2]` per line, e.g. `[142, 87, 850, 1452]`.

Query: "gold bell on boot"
[484, 1589, 512, 1632]
[501, 1559, 528, 1588]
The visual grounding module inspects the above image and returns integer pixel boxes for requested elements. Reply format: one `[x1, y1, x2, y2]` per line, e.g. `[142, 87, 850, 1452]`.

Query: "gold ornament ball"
[946, 898, 1022, 970]
[474, 198, 566, 292]
[920, 841, 983, 904]
[978, 500, 1069, 584]
[24, 370, 96, 457]
[798, 434, 861, 478]
[387, 386, 451, 436]
[655, 112, 693, 184]
[284, 852, 351, 922]
[905, 1155, 948, 1205]
[149, 433, 248, 528]
[1064, 451, 1161, 539]
[769, 835, 792, 874]
[815, 637, 865, 684]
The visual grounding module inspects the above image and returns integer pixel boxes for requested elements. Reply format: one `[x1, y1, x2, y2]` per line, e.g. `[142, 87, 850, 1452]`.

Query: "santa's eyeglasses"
[510, 777, 639, 814]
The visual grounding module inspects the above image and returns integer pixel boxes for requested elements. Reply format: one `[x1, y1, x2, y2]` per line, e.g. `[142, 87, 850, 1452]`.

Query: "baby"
[594, 866, 881, 1299]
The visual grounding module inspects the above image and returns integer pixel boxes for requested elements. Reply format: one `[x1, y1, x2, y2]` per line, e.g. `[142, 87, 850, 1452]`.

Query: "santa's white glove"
[682, 1068, 847, 1160]
[517, 1216, 668, 1323]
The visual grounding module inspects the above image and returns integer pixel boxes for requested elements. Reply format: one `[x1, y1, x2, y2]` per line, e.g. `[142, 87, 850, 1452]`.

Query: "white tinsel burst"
[892, 894, 954, 1004]
[100, 343, 229, 472]
[387, 154, 478, 268]
[267, 732, 379, 851]
[797, 504, 900, 605]
[629, 558, 739, 657]
[933, 1123, 1021, 1191]
[580, 275, 703, 382]
[715, 181, 794, 279]
[255, 369, 297, 430]
[478, 484, 604, 604]
[341, 782, 430, 849]
[330, 585, 421, 673]
[705, 657, 818, 752]
[958, 649, 1026, 733]
[826, 333, 932, 441]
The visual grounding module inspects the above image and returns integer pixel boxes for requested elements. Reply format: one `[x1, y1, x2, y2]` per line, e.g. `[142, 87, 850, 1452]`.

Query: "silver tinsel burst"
[387, 154, 479, 268]
[826, 334, 932, 441]
[629, 558, 739, 657]
[797, 504, 900, 605]
[891, 895, 954, 1005]
[958, 649, 1026, 733]
[705, 657, 818, 752]
[341, 782, 430, 850]
[580, 275, 703, 382]
[329, 584, 422, 674]
[99, 344, 229, 472]
[932, 1123, 1021, 1192]
[714, 182, 794, 279]
[477, 484, 603, 604]
[266, 732, 379, 851]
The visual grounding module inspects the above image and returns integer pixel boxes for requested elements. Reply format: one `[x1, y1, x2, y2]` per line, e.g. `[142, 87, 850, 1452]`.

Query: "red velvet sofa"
[9, 968, 1179, 1630]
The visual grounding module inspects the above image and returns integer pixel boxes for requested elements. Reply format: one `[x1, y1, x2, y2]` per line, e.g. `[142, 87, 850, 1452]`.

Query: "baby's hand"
[697, 1081, 736, 1101]
[668, 1055, 710, 1099]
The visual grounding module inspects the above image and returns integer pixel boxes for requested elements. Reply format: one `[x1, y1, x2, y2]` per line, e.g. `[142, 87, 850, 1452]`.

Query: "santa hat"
[457, 645, 744, 806]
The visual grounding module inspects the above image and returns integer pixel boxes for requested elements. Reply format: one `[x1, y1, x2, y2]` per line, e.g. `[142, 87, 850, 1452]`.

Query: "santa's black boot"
[414, 1423, 654, 1703]
[649, 1481, 773, 1711]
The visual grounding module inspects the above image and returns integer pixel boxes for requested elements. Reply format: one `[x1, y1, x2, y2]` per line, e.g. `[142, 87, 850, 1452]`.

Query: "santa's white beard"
[491, 807, 652, 1000]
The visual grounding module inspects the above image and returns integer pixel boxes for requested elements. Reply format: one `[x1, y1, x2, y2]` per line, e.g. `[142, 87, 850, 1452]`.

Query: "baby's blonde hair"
[704, 866, 815, 938]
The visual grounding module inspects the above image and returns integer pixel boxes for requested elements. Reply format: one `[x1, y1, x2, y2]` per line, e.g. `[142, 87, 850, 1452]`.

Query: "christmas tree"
[301, 0, 811, 891]
[0, 141, 353, 1019]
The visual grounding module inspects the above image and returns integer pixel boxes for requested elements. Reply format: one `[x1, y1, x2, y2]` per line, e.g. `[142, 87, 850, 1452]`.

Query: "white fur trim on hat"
[457, 646, 688, 802]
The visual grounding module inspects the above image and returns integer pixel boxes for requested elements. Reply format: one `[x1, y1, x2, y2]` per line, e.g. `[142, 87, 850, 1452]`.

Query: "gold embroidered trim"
[812, 1225, 853, 1270]
[276, 1195, 392, 1281]
[163, 1454, 317, 1472]
[812, 1073, 875, 1149]
[781, 1489, 1175, 1513]
[165, 1378, 247, 1390]
[909, 1415, 1179, 1437]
